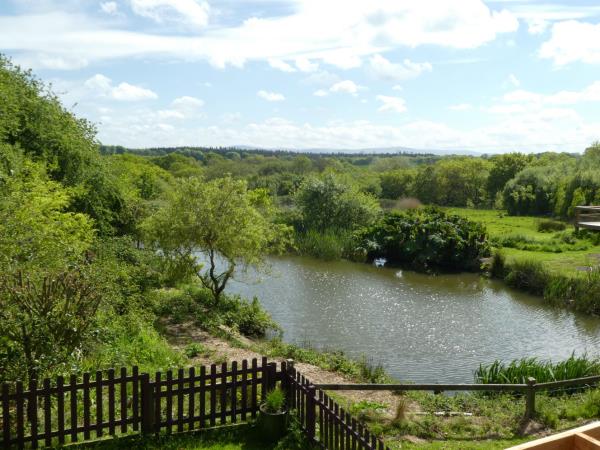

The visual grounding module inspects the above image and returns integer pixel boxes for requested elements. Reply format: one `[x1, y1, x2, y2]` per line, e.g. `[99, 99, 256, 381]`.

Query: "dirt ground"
[163, 319, 413, 418]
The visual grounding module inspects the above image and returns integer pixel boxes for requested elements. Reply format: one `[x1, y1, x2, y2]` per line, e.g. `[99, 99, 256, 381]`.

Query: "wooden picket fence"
[1, 358, 389, 449]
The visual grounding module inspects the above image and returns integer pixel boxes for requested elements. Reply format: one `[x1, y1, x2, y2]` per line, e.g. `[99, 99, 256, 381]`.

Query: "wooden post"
[575, 207, 580, 232]
[141, 373, 155, 434]
[525, 377, 536, 420]
[284, 359, 295, 408]
[306, 385, 316, 441]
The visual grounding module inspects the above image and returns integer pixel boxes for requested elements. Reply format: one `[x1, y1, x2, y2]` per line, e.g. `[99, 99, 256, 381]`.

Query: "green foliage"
[294, 228, 356, 260]
[475, 353, 600, 384]
[357, 208, 490, 271]
[536, 219, 567, 232]
[184, 342, 213, 359]
[503, 259, 550, 296]
[264, 388, 286, 413]
[0, 160, 95, 274]
[0, 270, 102, 382]
[221, 296, 281, 338]
[294, 173, 381, 232]
[143, 176, 291, 302]
[486, 153, 531, 199]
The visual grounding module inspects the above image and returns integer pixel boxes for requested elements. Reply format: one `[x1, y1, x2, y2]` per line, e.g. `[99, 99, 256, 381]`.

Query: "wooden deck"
[507, 422, 600, 449]
[575, 206, 600, 231]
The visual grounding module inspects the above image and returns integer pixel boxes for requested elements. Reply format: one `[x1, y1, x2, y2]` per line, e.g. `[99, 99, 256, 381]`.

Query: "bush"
[294, 228, 356, 260]
[264, 387, 286, 413]
[356, 208, 490, 271]
[222, 296, 281, 338]
[503, 259, 550, 296]
[537, 219, 566, 232]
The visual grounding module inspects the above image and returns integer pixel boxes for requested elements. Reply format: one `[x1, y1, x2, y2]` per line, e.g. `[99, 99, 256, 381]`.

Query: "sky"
[1, 0, 600, 153]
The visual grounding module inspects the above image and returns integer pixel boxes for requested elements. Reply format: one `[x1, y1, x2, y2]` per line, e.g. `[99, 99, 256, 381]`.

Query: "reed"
[475, 353, 600, 384]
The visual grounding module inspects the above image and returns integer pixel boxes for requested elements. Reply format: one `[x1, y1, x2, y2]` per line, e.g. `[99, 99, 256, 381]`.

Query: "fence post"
[267, 363, 277, 392]
[140, 373, 155, 434]
[284, 359, 295, 407]
[306, 385, 316, 441]
[525, 377, 537, 420]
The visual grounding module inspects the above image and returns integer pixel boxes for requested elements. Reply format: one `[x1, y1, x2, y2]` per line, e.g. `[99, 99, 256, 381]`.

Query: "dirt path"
[163, 320, 412, 418]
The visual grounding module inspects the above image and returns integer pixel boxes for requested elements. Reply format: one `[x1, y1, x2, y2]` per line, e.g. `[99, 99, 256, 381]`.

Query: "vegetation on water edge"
[475, 353, 600, 384]
[357, 208, 490, 271]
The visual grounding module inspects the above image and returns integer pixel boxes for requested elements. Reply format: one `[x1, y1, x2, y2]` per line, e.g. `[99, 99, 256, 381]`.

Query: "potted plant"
[259, 387, 288, 440]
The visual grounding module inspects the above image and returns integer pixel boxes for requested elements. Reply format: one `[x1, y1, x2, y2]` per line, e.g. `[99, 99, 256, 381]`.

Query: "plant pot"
[258, 403, 288, 441]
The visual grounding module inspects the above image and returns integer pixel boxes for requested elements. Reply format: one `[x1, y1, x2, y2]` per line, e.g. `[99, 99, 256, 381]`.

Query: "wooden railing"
[0, 358, 389, 450]
[316, 374, 600, 420]
[575, 206, 600, 231]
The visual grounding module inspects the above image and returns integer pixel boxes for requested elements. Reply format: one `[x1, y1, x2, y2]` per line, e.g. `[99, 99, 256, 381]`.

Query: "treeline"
[108, 144, 599, 219]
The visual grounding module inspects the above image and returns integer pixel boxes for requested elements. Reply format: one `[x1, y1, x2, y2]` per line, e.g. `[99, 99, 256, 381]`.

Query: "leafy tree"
[0, 270, 101, 382]
[0, 160, 95, 274]
[143, 177, 290, 303]
[294, 174, 381, 231]
[486, 153, 530, 199]
[379, 169, 415, 199]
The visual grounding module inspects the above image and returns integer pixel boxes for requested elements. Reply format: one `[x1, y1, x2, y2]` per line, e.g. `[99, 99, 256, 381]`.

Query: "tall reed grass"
[475, 353, 600, 384]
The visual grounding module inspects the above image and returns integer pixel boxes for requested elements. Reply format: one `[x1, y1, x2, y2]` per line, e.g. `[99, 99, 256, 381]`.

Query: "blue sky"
[1, 0, 600, 153]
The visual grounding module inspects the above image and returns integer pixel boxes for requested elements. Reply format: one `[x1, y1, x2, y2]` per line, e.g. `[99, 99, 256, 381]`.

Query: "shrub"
[183, 343, 212, 359]
[264, 387, 286, 413]
[537, 219, 566, 232]
[294, 228, 352, 260]
[221, 296, 281, 338]
[356, 208, 490, 271]
[503, 259, 550, 296]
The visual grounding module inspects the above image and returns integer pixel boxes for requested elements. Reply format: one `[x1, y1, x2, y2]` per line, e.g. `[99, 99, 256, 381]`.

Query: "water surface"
[226, 256, 600, 383]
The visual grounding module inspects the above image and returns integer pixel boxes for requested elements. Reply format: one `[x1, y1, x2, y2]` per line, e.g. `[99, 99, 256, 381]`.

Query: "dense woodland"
[2, 54, 600, 387]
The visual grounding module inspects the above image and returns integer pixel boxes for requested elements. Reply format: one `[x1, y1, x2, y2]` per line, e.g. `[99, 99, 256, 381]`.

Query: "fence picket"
[43, 378, 51, 447]
[95, 371, 103, 438]
[241, 360, 247, 421]
[29, 378, 38, 449]
[251, 359, 257, 419]
[220, 362, 227, 425]
[177, 368, 184, 432]
[200, 366, 206, 428]
[188, 367, 195, 430]
[210, 364, 217, 427]
[119, 368, 127, 434]
[69, 375, 77, 442]
[2, 384, 9, 449]
[108, 368, 115, 436]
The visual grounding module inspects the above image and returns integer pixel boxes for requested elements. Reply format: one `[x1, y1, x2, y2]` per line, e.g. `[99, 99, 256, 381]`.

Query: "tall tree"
[143, 177, 290, 303]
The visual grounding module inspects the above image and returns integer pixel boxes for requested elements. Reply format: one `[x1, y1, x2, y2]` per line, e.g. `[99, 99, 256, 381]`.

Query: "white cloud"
[295, 57, 318, 72]
[392, 85, 403, 91]
[330, 80, 361, 95]
[100, 2, 118, 15]
[257, 90, 285, 101]
[369, 54, 432, 81]
[507, 73, 520, 87]
[157, 109, 185, 119]
[527, 18, 548, 35]
[540, 20, 600, 66]
[376, 95, 407, 113]
[0, 1, 518, 70]
[84, 74, 158, 101]
[313, 89, 328, 97]
[112, 82, 158, 101]
[171, 95, 204, 109]
[503, 81, 600, 105]
[129, 0, 210, 27]
[448, 103, 472, 111]
[269, 58, 296, 72]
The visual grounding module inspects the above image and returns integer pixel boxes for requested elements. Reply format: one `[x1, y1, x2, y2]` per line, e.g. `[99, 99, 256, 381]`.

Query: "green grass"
[446, 208, 600, 276]
[395, 439, 530, 449]
[475, 354, 600, 384]
[75, 425, 285, 449]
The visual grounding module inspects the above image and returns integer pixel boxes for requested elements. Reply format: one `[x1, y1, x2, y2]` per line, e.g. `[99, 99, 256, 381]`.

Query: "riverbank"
[160, 316, 600, 449]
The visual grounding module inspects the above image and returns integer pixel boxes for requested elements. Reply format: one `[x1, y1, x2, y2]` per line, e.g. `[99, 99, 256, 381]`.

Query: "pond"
[225, 256, 600, 383]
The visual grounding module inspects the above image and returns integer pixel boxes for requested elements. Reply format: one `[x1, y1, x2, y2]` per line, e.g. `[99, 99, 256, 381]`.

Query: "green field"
[446, 208, 600, 276]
